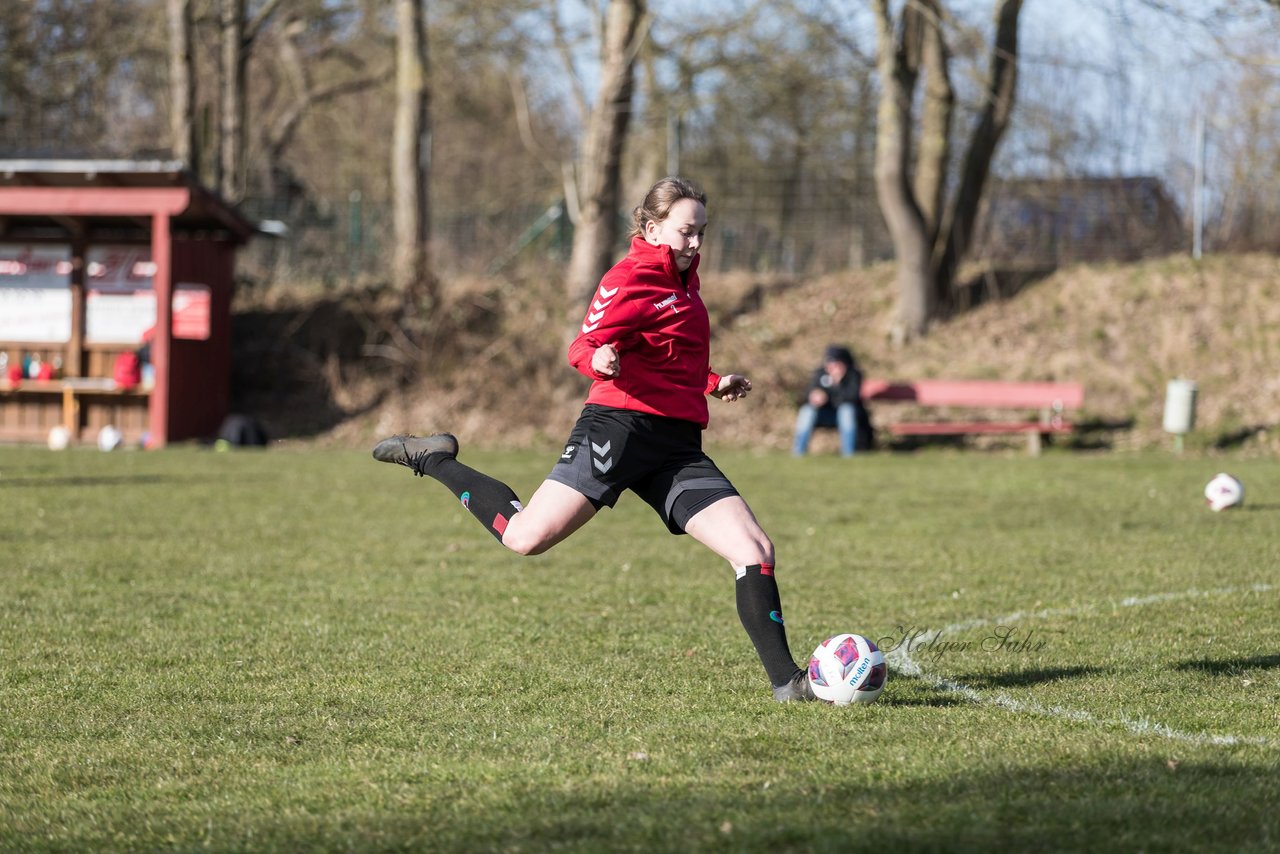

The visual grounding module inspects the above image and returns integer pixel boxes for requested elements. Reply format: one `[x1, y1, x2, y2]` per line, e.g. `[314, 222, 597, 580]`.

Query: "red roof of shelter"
[0, 159, 256, 243]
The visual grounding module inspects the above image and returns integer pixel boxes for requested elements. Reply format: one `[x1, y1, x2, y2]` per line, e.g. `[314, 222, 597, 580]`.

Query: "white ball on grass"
[47, 426, 71, 451]
[1204, 472, 1243, 512]
[98, 425, 123, 452]
[807, 633, 888, 705]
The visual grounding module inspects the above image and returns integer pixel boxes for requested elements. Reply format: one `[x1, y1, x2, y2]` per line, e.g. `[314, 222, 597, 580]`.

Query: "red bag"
[113, 351, 141, 389]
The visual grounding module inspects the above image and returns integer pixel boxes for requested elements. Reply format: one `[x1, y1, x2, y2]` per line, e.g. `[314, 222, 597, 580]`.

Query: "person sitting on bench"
[792, 344, 868, 457]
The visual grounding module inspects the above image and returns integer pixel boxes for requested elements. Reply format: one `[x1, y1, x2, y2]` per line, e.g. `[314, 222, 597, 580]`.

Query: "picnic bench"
[861, 378, 1085, 455]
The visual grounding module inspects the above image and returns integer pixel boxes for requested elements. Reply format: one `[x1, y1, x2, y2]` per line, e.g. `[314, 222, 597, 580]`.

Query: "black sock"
[735, 563, 803, 686]
[415, 454, 522, 543]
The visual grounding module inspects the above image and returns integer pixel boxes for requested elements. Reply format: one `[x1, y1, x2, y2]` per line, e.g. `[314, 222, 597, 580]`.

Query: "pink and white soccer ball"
[1204, 472, 1244, 512]
[807, 633, 887, 705]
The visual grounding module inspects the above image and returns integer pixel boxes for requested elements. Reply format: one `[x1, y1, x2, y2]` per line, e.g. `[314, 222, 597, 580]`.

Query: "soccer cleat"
[372, 432, 459, 476]
[771, 669, 817, 703]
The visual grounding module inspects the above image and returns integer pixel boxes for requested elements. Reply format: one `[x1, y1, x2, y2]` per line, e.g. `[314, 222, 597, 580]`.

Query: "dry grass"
[243, 253, 1280, 455]
[697, 252, 1280, 453]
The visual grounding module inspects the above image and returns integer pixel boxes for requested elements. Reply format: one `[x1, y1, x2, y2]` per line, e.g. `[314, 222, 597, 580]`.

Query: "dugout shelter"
[0, 160, 255, 448]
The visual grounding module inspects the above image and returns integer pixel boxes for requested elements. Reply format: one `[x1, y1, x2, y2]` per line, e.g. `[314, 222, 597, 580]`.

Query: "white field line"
[886, 583, 1276, 747]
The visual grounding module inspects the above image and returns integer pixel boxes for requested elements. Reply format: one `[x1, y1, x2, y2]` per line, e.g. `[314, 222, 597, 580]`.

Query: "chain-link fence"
[237, 168, 897, 287]
[236, 171, 1198, 288]
[237, 192, 573, 286]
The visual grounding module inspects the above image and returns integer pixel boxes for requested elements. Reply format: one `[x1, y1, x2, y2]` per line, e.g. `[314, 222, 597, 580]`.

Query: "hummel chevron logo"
[591, 440, 614, 473]
[582, 285, 618, 334]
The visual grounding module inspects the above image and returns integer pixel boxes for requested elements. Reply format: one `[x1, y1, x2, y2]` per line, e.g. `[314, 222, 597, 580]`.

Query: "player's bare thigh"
[683, 494, 775, 567]
[501, 479, 598, 556]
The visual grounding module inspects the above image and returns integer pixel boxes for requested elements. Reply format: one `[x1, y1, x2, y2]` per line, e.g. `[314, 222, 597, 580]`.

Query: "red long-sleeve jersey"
[567, 237, 721, 428]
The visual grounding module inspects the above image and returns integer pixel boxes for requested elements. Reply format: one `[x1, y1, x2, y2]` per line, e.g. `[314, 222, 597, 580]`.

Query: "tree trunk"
[914, 0, 952, 243]
[391, 0, 433, 309]
[870, 0, 932, 341]
[564, 0, 646, 304]
[779, 136, 806, 273]
[166, 0, 196, 171]
[219, 0, 245, 202]
[934, 0, 1023, 303]
[869, 0, 1022, 340]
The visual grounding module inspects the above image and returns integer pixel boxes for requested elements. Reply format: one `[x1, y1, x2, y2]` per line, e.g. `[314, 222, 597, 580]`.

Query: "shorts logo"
[591, 440, 614, 473]
[560, 444, 577, 461]
[460, 491, 471, 509]
[769, 610, 784, 624]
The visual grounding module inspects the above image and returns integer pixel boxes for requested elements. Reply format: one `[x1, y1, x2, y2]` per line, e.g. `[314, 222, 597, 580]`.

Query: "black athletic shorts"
[546, 404, 740, 535]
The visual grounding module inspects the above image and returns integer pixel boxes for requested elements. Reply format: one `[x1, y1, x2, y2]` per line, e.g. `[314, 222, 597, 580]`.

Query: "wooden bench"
[861, 378, 1085, 455]
[0, 377, 151, 443]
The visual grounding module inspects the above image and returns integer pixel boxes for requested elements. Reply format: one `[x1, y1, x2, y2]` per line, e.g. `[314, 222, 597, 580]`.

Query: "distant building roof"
[975, 175, 1184, 265]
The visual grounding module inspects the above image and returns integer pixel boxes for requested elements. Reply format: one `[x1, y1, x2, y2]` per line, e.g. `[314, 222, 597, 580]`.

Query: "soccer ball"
[97, 425, 122, 452]
[1204, 472, 1244, 512]
[807, 633, 888, 705]
[47, 426, 71, 451]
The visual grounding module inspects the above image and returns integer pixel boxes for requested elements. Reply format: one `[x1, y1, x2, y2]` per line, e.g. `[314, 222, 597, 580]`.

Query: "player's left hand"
[712, 374, 752, 402]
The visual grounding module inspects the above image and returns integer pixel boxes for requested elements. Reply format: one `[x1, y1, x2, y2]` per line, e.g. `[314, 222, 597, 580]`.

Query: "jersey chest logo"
[653, 292, 682, 313]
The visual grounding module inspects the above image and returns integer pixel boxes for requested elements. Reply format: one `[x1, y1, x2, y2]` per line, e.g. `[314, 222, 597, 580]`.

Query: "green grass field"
[2, 444, 1278, 852]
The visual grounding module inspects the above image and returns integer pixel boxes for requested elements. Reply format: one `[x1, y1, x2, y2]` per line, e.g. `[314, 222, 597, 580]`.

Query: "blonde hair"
[629, 176, 707, 238]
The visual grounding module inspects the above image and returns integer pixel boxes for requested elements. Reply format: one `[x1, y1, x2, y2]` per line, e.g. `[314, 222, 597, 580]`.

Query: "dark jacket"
[802, 345, 875, 450]
[804, 346, 862, 410]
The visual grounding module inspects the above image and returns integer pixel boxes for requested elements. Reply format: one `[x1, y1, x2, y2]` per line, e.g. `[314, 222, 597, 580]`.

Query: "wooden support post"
[149, 212, 172, 448]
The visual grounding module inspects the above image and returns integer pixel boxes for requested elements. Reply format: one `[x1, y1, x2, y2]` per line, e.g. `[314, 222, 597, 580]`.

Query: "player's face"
[645, 198, 707, 271]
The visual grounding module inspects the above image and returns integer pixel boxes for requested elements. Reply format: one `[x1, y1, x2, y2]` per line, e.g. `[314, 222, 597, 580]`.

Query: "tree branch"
[549, 0, 590, 120]
[936, 0, 1023, 295]
[243, 0, 285, 48]
[506, 69, 563, 179]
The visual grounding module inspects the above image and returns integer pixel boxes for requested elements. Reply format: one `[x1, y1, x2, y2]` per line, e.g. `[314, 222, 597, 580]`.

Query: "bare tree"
[563, 0, 649, 304]
[1124, 0, 1280, 253]
[219, 0, 246, 200]
[391, 0, 434, 309]
[256, 11, 393, 198]
[166, 0, 197, 169]
[0, 0, 145, 155]
[219, 0, 283, 202]
[871, 0, 1023, 341]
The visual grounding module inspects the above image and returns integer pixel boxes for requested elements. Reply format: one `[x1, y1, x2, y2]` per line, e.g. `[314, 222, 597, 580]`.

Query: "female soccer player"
[373, 176, 814, 702]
